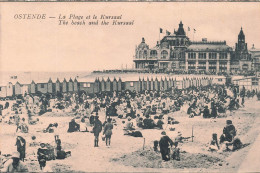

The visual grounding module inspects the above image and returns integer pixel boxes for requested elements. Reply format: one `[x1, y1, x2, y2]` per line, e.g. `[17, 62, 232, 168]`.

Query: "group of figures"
[0, 81, 257, 171]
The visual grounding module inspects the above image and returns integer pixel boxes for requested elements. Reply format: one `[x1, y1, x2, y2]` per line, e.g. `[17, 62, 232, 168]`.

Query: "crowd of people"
[0, 83, 258, 170]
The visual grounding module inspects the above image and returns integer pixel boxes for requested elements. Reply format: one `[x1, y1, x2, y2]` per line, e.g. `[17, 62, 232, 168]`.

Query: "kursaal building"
[134, 21, 257, 74]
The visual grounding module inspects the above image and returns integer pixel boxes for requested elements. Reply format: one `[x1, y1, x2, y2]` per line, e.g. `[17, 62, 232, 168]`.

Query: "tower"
[175, 21, 186, 36]
[235, 27, 248, 53]
[234, 27, 251, 72]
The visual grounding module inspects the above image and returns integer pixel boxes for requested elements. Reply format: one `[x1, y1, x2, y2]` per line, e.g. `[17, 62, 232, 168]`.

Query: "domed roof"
[138, 37, 149, 49]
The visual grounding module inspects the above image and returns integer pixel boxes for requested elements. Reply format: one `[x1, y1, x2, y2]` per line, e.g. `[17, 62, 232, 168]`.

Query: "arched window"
[242, 64, 248, 70]
[161, 50, 168, 59]
[150, 50, 157, 57]
[181, 39, 184, 45]
[144, 50, 147, 58]
[139, 51, 142, 59]
[176, 39, 179, 46]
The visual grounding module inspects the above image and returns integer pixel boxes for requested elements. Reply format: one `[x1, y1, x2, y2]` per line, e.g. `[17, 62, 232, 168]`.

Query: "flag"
[188, 27, 190, 31]
[194, 29, 196, 33]
[166, 30, 171, 35]
[160, 28, 163, 33]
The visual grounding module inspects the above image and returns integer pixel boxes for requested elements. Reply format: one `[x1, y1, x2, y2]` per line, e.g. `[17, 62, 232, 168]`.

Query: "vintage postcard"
[0, 2, 260, 172]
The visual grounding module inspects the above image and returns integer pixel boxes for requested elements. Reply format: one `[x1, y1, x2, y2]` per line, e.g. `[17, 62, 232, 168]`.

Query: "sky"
[0, 2, 260, 72]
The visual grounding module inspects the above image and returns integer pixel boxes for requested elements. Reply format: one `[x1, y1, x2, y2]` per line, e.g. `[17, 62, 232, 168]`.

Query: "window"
[219, 53, 227, 59]
[181, 39, 184, 45]
[209, 62, 216, 67]
[198, 62, 206, 67]
[83, 83, 91, 87]
[199, 53, 206, 59]
[252, 78, 259, 86]
[242, 64, 248, 70]
[150, 50, 157, 57]
[209, 53, 217, 59]
[161, 50, 168, 59]
[41, 84, 45, 88]
[218, 79, 223, 82]
[219, 62, 227, 68]
[173, 53, 177, 58]
[139, 51, 142, 59]
[188, 53, 196, 59]
[173, 40, 176, 46]
[143, 50, 148, 58]
[130, 82, 134, 87]
[188, 62, 196, 67]
[176, 40, 179, 46]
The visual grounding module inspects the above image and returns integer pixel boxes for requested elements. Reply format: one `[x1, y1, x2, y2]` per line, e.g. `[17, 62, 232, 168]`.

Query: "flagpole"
[193, 29, 194, 42]
[159, 28, 160, 46]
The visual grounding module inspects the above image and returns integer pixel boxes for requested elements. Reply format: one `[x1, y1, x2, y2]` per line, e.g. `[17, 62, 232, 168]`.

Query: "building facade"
[185, 41, 232, 74]
[134, 22, 255, 74]
[249, 45, 260, 72]
[134, 21, 189, 71]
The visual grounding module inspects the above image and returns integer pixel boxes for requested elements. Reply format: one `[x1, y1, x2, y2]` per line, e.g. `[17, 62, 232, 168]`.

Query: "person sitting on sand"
[17, 118, 29, 133]
[142, 115, 155, 129]
[67, 119, 80, 133]
[171, 142, 180, 161]
[208, 133, 220, 151]
[220, 120, 236, 144]
[159, 131, 174, 161]
[4, 152, 28, 172]
[124, 118, 135, 130]
[135, 114, 142, 127]
[203, 106, 210, 118]
[79, 118, 88, 132]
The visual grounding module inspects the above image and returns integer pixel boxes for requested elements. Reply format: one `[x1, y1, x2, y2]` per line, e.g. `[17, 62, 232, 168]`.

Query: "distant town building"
[134, 22, 257, 74]
[249, 44, 260, 72]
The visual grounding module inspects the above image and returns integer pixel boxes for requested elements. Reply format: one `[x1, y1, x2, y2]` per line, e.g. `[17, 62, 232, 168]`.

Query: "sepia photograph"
[0, 2, 260, 172]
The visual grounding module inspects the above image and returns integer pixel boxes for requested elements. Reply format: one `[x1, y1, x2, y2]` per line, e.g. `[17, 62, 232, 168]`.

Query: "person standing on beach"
[15, 136, 26, 161]
[159, 131, 174, 161]
[103, 118, 113, 147]
[93, 116, 102, 147]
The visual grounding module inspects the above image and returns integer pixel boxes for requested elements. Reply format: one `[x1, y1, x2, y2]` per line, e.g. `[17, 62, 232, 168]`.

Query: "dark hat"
[226, 120, 232, 125]
[161, 131, 166, 135]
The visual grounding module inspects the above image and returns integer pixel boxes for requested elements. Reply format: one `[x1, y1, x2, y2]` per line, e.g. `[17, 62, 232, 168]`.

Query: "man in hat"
[93, 116, 102, 147]
[4, 152, 28, 172]
[159, 131, 174, 161]
[220, 120, 237, 144]
[37, 143, 47, 170]
[15, 136, 26, 161]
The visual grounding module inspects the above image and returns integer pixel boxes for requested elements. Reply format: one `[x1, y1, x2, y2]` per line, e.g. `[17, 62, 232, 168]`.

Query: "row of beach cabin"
[0, 76, 214, 98]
